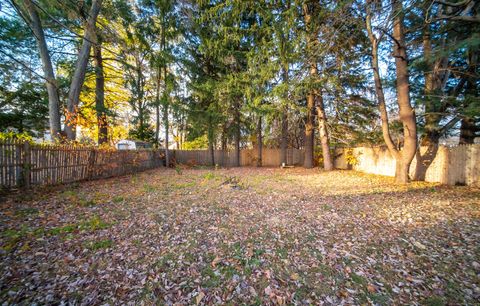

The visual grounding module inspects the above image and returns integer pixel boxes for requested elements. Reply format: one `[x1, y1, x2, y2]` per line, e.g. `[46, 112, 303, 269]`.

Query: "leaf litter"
[0, 168, 478, 305]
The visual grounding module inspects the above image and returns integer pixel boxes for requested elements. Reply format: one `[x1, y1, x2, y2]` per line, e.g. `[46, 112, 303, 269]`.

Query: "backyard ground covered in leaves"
[0, 168, 479, 305]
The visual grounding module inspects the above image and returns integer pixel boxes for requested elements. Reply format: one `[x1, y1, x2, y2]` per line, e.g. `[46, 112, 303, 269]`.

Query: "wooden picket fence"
[172, 148, 305, 167]
[0, 140, 164, 189]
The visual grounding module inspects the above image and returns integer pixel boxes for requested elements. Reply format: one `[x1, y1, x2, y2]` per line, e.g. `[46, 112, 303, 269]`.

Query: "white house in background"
[116, 140, 153, 150]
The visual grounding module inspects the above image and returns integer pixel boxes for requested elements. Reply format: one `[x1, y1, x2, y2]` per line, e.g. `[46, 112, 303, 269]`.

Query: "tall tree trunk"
[460, 49, 479, 144]
[304, 93, 314, 168]
[234, 99, 241, 167]
[459, 117, 476, 144]
[302, 2, 318, 169]
[280, 66, 289, 166]
[154, 66, 161, 146]
[366, 0, 417, 183]
[163, 103, 169, 166]
[65, 0, 102, 140]
[257, 116, 263, 167]
[392, 0, 417, 183]
[281, 112, 288, 166]
[221, 124, 227, 167]
[23, 0, 61, 140]
[316, 93, 333, 170]
[414, 16, 442, 180]
[162, 61, 170, 167]
[421, 20, 441, 146]
[93, 36, 107, 145]
[208, 117, 215, 166]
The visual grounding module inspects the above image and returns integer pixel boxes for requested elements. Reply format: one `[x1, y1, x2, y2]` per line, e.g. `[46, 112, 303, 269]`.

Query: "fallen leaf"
[196, 291, 205, 305]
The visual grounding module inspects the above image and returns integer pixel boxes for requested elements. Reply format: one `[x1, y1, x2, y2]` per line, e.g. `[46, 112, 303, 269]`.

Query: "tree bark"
[234, 99, 241, 167]
[302, 2, 318, 169]
[155, 66, 161, 146]
[390, 0, 417, 183]
[257, 116, 263, 167]
[459, 117, 476, 144]
[93, 35, 107, 145]
[280, 66, 289, 166]
[65, 0, 102, 140]
[23, 0, 61, 140]
[280, 112, 288, 165]
[421, 21, 441, 146]
[207, 116, 215, 166]
[316, 93, 333, 170]
[460, 48, 479, 144]
[366, 0, 417, 183]
[392, 0, 417, 183]
[221, 124, 227, 167]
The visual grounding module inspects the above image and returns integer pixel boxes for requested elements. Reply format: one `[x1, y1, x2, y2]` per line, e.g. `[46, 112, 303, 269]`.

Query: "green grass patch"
[1, 227, 30, 251]
[174, 182, 196, 189]
[112, 196, 125, 203]
[143, 184, 156, 193]
[84, 239, 113, 251]
[422, 296, 445, 306]
[203, 172, 216, 180]
[201, 266, 221, 287]
[350, 273, 367, 286]
[154, 253, 177, 271]
[48, 224, 76, 235]
[79, 215, 110, 231]
[15, 207, 39, 217]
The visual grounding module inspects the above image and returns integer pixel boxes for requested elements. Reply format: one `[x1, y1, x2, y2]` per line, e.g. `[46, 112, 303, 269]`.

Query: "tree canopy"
[0, 0, 479, 179]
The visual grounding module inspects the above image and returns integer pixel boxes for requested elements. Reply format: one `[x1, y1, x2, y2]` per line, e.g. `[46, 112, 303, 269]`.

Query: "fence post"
[22, 141, 31, 188]
[87, 148, 96, 180]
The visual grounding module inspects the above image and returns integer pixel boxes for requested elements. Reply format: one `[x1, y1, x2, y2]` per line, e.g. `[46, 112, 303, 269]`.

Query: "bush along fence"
[334, 144, 480, 187]
[0, 140, 164, 189]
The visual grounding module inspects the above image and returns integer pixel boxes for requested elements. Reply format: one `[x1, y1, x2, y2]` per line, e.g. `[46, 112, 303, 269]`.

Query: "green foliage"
[128, 124, 156, 143]
[182, 135, 209, 150]
[0, 131, 33, 142]
[0, 83, 48, 138]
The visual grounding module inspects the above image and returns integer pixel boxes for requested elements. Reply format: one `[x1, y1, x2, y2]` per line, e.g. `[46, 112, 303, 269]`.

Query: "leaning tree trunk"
[24, 0, 61, 140]
[316, 93, 333, 170]
[65, 0, 102, 140]
[257, 116, 263, 167]
[93, 36, 107, 145]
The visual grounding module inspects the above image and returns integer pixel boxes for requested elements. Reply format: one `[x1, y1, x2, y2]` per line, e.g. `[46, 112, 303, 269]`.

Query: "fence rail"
[0, 140, 164, 189]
